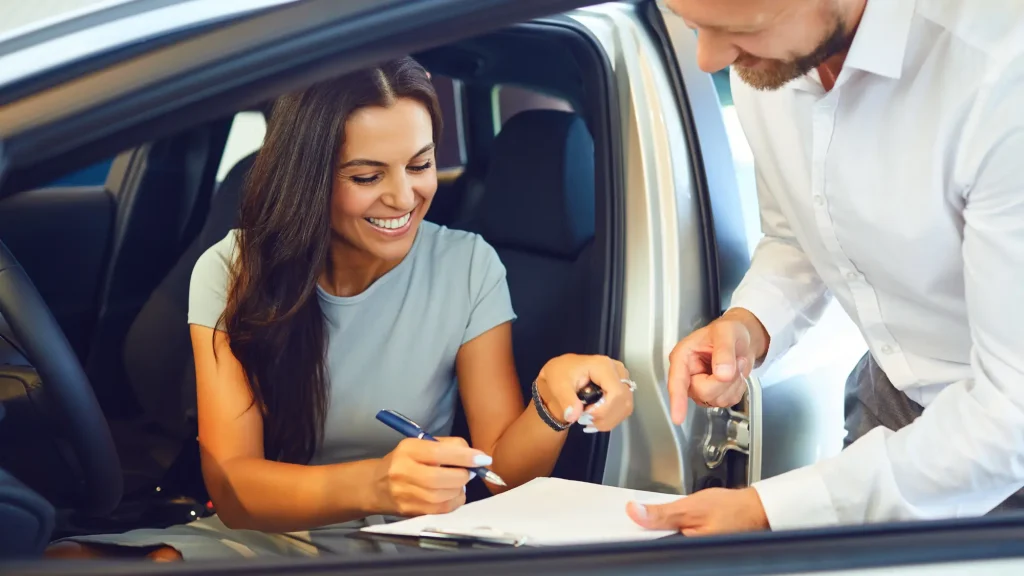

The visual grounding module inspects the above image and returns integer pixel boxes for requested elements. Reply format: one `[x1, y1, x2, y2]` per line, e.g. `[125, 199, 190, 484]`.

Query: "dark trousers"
[843, 353, 1024, 513]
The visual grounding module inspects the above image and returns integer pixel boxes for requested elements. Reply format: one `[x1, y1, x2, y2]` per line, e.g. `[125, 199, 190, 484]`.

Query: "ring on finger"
[620, 378, 637, 392]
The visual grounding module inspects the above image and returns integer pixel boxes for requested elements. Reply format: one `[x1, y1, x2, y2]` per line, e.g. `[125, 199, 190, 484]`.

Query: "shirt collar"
[842, 0, 917, 80]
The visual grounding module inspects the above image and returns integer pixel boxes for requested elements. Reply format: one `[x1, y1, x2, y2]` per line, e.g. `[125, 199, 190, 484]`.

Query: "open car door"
[575, 1, 762, 497]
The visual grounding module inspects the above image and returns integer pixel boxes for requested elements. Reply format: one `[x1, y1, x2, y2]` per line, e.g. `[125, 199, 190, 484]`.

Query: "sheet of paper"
[361, 477, 683, 546]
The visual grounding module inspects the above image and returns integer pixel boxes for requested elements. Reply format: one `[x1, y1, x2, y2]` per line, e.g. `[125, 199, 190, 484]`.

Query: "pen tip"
[485, 472, 507, 487]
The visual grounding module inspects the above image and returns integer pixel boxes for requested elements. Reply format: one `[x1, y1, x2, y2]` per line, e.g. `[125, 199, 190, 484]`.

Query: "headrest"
[477, 110, 595, 258]
[203, 152, 256, 244]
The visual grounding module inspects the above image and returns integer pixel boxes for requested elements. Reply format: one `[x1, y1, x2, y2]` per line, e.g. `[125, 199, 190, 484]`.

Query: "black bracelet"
[532, 380, 570, 432]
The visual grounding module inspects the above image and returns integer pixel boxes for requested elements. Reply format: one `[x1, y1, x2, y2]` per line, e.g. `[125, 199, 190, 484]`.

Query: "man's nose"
[694, 30, 739, 74]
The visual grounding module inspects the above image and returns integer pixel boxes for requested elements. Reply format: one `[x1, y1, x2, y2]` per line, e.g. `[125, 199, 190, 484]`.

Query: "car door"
[564, 2, 762, 497]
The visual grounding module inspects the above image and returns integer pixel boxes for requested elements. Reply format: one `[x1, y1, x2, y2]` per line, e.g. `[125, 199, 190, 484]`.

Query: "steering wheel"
[0, 239, 122, 515]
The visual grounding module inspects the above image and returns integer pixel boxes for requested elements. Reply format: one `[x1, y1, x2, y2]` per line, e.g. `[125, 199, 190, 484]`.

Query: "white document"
[360, 477, 683, 546]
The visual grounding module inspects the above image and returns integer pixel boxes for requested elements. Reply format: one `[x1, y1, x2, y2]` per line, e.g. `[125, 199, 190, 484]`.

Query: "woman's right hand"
[372, 437, 492, 517]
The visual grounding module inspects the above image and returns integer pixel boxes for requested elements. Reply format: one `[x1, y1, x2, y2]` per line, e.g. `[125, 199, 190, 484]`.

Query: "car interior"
[0, 17, 623, 558]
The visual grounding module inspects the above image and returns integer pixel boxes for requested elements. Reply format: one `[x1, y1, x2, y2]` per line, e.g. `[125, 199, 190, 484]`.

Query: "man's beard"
[733, 17, 852, 91]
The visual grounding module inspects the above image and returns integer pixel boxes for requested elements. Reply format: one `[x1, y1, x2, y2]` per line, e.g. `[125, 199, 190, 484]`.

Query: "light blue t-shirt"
[188, 221, 517, 465]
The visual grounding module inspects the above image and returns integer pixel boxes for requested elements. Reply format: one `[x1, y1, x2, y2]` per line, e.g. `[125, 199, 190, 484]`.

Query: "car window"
[44, 158, 113, 187]
[494, 84, 573, 131]
[712, 67, 759, 256]
[216, 110, 267, 184]
[432, 73, 465, 170]
[712, 68, 732, 106]
[215, 82, 463, 181]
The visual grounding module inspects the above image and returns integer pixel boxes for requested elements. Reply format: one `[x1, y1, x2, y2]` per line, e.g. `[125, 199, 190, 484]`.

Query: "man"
[627, 0, 1024, 535]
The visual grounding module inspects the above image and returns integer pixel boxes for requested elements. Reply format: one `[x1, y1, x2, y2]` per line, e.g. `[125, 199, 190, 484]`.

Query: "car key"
[576, 382, 604, 405]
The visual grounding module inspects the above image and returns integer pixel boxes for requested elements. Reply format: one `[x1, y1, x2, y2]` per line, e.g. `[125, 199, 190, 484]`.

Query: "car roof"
[0, 0, 301, 88]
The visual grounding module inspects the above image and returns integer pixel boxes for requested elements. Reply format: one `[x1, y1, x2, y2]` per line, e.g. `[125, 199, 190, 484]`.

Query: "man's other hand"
[627, 487, 769, 536]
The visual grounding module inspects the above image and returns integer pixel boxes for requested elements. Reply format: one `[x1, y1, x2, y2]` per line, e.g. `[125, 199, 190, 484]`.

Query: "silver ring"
[621, 378, 637, 392]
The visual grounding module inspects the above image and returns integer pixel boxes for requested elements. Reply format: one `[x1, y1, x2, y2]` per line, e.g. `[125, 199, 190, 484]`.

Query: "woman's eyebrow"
[338, 158, 386, 169]
[337, 143, 436, 169]
[410, 142, 436, 159]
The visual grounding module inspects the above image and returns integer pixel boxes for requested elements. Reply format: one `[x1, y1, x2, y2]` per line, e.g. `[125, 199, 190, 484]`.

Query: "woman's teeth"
[366, 212, 412, 230]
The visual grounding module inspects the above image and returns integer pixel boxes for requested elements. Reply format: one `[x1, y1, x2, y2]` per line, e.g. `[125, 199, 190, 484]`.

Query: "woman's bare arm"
[192, 325, 383, 532]
[455, 323, 567, 492]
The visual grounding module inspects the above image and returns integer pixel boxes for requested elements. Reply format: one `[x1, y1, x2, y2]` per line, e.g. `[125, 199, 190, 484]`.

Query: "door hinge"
[701, 406, 750, 469]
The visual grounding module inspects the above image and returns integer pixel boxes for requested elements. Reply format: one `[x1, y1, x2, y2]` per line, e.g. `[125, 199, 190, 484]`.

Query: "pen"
[375, 409, 507, 487]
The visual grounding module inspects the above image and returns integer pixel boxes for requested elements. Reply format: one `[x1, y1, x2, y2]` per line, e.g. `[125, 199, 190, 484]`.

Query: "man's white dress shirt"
[730, 0, 1024, 529]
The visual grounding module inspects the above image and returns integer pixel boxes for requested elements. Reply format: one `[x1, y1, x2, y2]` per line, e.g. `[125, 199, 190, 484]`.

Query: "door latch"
[701, 406, 750, 469]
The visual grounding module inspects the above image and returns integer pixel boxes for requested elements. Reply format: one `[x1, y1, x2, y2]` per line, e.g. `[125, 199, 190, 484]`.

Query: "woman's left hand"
[535, 354, 634, 433]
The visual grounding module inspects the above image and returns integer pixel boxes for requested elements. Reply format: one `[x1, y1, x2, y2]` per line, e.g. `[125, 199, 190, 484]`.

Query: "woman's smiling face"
[331, 96, 438, 262]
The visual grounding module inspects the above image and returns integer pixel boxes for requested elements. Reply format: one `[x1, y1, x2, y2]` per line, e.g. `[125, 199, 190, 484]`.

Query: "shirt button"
[881, 344, 894, 354]
[846, 271, 858, 281]
[813, 195, 824, 206]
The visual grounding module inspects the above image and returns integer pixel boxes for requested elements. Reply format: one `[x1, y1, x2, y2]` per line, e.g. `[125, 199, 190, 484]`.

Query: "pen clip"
[380, 409, 421, 428]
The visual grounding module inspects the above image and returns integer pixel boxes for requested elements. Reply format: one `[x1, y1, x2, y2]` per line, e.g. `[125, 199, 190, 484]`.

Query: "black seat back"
[460, 110, 601, 484]
[472, 110, 596, 387]
[121, 153, 255, 438]
[86, 126, 227, 416]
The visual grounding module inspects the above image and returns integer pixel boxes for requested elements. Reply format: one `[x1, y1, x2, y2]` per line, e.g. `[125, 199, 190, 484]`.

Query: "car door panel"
[577, 1, 772, 495]
[572, 4, 706, 496]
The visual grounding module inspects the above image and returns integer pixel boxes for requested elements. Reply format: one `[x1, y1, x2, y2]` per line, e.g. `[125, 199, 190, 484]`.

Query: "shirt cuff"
[729, 277, 797, 369]
[753, 465, 840, 531]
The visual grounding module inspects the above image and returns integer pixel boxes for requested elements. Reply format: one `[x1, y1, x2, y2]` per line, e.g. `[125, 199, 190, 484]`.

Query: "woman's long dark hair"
[220, 58, 443, 464]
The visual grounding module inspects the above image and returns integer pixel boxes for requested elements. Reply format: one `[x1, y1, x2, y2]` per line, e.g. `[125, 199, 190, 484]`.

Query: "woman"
[47, 57, 634, 561]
